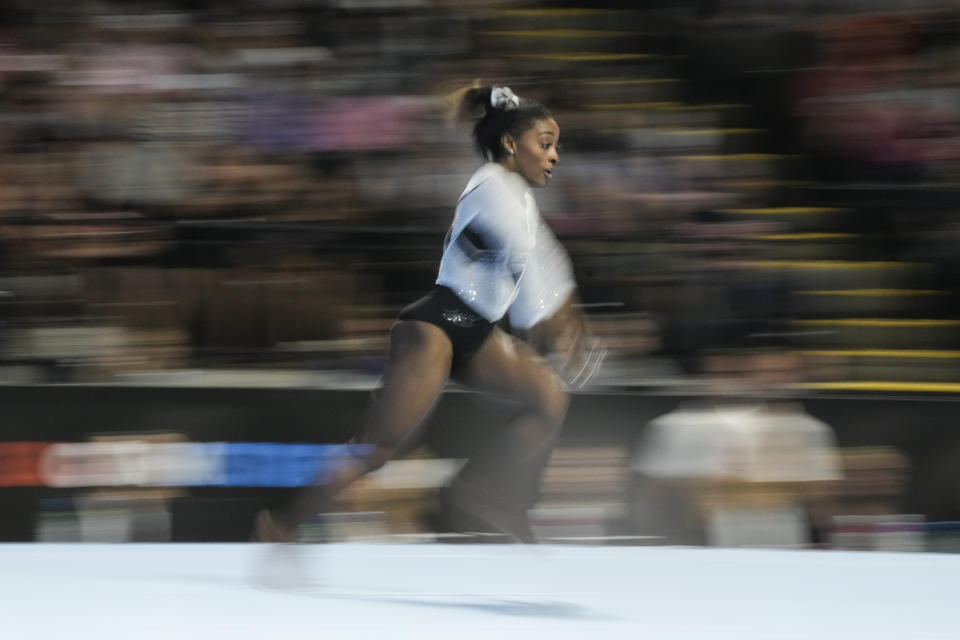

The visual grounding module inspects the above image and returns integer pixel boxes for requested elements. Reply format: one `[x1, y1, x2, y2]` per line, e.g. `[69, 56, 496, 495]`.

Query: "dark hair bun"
[445, 82, 491, 125]
[445, 81, 551, 161]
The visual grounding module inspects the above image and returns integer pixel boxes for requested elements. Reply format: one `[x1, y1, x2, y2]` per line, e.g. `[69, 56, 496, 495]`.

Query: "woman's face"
[506, 117, 560, 188]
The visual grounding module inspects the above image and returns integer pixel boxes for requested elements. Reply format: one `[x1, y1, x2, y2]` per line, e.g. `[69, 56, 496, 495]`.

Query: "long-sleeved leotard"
[436, 162, 576, 330]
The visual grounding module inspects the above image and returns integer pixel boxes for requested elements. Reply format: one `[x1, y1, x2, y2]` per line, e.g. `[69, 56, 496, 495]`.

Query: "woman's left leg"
[257, 320, 453, 541]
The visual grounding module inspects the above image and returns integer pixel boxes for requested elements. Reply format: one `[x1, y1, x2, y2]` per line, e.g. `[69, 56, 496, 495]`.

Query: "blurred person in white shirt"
[625, 322, 841, 547]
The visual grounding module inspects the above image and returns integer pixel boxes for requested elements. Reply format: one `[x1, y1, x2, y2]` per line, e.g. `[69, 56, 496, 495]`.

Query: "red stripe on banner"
[0, 441, 50, 487]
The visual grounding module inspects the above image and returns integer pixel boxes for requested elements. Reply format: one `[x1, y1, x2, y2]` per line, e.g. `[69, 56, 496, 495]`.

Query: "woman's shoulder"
[460, 163, 527, 203]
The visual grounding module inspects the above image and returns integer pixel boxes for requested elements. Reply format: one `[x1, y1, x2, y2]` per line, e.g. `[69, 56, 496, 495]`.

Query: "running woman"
[256, 83, 603, 544]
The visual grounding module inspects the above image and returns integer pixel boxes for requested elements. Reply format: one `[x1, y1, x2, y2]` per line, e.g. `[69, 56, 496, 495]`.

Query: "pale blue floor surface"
[1, 542, 957, 639]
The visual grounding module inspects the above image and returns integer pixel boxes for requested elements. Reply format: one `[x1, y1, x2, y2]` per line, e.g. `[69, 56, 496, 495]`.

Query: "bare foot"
[253, 509, 297, 543]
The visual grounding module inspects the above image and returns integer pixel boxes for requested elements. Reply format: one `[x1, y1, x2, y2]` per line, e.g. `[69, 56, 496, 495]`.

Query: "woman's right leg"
[439, 328, 570, 542]
[259, 320, 453, 540]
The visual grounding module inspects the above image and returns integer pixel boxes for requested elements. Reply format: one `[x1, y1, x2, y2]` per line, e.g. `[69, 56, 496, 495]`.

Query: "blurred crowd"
[0, 0, 959, 390]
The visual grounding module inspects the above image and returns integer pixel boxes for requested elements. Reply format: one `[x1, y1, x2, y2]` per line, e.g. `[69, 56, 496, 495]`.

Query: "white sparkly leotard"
[436, 162, 576, 329]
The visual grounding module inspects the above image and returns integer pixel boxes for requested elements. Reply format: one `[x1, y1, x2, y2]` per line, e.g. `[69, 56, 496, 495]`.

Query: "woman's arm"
[520, 293, 607, 389]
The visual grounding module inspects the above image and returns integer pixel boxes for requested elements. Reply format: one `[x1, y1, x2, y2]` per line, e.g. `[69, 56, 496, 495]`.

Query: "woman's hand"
[525, 295, 607, 389]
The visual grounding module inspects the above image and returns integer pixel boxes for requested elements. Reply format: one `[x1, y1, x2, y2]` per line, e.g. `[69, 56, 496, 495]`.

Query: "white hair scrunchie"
[490, 86, 520, 110]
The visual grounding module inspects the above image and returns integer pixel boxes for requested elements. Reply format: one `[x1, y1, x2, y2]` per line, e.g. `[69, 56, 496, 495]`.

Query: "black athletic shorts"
[397, 285, 496, 376]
